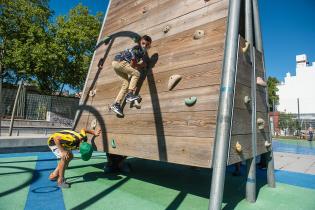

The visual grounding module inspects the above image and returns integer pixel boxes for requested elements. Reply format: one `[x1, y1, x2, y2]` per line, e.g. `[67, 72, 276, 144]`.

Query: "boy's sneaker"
[110, 103, 124, 116]
[58, 181, 70, 188]
[125, 92, 140, 103]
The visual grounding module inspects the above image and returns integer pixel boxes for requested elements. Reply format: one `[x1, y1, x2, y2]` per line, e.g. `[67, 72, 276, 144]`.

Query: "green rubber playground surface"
[0, 156, 37, 210]
[1, 139, 315, 210]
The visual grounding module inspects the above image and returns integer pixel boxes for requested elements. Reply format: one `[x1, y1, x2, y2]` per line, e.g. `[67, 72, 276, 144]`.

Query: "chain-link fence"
[0, 87, 79, 126]
[271, 111, 315, 138]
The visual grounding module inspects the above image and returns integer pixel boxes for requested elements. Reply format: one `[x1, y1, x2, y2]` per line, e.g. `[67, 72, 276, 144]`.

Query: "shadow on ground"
[67, 157, 267, 210]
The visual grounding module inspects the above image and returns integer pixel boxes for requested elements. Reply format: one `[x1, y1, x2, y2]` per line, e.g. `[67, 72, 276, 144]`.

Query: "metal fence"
[0, 87, 79, 123]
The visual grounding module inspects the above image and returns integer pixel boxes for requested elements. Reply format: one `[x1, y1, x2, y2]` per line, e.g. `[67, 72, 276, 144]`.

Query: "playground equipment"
[73, 0, 275, 209]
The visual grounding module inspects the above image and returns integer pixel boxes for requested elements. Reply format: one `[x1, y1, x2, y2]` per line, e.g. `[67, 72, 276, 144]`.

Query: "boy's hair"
[141, 35, 152, 43]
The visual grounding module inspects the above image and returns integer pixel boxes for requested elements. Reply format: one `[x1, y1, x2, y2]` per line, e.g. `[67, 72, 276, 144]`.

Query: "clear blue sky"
[260, 0, 315, 81]
[49, 0, 315, 84]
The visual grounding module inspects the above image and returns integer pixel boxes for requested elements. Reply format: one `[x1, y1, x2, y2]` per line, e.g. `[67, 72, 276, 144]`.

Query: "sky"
[49, 0, 315, 84]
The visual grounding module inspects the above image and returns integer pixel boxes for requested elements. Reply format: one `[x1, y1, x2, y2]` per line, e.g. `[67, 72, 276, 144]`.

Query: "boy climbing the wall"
[48, 128, 101, 188]
[110, 35, 152, 116]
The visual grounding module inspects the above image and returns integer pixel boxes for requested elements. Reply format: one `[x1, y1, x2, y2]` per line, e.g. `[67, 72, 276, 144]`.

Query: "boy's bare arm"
[82, 128, 101, 136]
[54, 136, 70, 160]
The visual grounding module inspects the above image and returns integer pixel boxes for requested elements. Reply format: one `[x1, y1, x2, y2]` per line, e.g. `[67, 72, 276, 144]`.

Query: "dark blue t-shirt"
[114, 45, 146, 63]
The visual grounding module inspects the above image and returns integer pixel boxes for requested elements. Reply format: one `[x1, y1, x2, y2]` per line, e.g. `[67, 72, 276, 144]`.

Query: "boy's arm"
[131, 59, 147, 69]
[82, 128, 101, 136]
[54, 136, 70, 160]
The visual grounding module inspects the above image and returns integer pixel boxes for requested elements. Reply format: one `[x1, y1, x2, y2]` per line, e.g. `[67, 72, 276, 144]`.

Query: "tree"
[0, 0, 52, 85]
[0, 1, 102, 94]
[267, 76, 279, 111]
[53, 4, 103, 93]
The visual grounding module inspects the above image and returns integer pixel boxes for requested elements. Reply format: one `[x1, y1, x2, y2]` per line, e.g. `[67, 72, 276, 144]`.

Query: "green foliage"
[279, 112, 300, 132]
[267, 76, 279, 111]
[0, 0, 102, 94]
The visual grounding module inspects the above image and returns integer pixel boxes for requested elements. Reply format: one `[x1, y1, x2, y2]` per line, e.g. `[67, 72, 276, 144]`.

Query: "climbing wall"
[228, 36, 270, 164]
[75, 0, 229, 168]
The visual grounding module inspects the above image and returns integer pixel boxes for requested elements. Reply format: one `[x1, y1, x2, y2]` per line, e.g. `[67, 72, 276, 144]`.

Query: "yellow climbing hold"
[235, 141, 242, 153]
[168, 74, 182, 90]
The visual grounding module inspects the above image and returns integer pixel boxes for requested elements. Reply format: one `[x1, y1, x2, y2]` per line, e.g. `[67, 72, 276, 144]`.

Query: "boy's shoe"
[110, 103, 124, 116]
[125, 92, 140, 103]
[58, 181, 70, 188]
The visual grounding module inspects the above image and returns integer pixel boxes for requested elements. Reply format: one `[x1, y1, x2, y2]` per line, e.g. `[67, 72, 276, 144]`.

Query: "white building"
[277, 54, 315, 114]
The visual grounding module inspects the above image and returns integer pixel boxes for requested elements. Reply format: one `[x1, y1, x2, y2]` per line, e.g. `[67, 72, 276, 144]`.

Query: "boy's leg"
[57, 152, 73, 188]
[120, 63, 141, 102]
[121, 63, 140, 92]
[111, 61, 130, 116]
[115, 79, 129, 104]
[48, 145, 61, 181]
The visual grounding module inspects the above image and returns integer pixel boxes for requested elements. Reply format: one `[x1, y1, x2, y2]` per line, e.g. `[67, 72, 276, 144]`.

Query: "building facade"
[277, 54, 315, 114]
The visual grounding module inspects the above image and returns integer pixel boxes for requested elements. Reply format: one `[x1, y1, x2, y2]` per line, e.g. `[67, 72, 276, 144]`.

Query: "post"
[245, 0, 257, 202]
[297, 98, 300, 136]
[273, 99, 276, 135]
[0, 49, 3, 136]
[208, 1, 241, 210]
[9, 81, 23, 136]
[253, 0, 276, 188]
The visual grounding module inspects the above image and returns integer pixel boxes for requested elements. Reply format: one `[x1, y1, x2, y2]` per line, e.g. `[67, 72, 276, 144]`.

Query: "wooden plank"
[228, 132, 269, 165]
[234, 83, 268, 113]
[88, 18, 227, 84]
[91, 61, 223, 99]
[80, 110, 217, 138]
[100, 1, 228, 56]
[102, 0, 226, 37]
[90, 85, 220, 115]
[91, 132, 213, 168]
[85, 34, 225, 93]
[232, 108, 269, 135]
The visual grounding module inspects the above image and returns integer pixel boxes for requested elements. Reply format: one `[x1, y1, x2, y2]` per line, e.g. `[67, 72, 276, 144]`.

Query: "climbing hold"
[90, 119, 97, 129]
[265, 141, 272, 147]
[168, 74, 182, 90]
[163, 25, 171, 34]
[142, 6, 148, 14]
[89, 89, 97, 97]
[111, 138, 116, 148]
[242, 41, 250, 53]
[235, 141, 242, 153]
[132, 36, 140, 43]
[256, 77, 267, 87]
[257, 118, 265, 130]
[244, 96, 251, 104]
[193, 30, 205, 40]
[185, 96, 197, 106]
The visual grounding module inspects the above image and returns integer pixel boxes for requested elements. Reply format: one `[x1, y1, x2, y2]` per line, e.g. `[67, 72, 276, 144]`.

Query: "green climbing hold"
[132, 36, 140, 43]
[185, 96, 197, 106]
[111, 138, 116, 148]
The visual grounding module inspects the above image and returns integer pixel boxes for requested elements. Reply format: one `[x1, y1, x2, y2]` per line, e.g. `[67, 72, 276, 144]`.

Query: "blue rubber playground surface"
[0, 139, 315, 210]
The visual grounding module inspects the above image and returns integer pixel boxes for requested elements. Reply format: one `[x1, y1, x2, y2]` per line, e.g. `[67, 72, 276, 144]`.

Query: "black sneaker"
[125, 92, 140, 103]
[110, 103, 124, 116]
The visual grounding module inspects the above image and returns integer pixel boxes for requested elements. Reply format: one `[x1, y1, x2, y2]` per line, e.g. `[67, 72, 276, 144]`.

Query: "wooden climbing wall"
[75, 0, 229, 168]
[228, 36, 270, 164]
